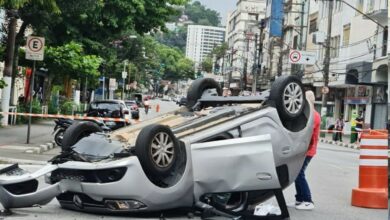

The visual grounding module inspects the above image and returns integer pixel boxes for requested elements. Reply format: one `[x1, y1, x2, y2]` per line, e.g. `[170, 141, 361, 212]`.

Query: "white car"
[0, 75, 313, 219]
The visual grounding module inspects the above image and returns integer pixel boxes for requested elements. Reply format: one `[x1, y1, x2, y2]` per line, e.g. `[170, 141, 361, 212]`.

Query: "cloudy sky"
[194, 0, 237, 25]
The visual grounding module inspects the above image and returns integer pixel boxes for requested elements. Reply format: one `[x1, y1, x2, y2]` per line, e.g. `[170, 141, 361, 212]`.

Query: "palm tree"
[0, 0, 59, 126]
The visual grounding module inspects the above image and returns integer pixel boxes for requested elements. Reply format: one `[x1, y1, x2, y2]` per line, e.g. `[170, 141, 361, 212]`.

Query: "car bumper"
[0, 155, 194, 212]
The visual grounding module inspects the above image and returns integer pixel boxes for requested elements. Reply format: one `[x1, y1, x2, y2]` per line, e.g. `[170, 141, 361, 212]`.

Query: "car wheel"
[54, 129, 65, 147]
[62, 121, 103, 152]
[135, 124, 179, 179]
[186, 78, 222, 110]
[269, 75, 306, 121]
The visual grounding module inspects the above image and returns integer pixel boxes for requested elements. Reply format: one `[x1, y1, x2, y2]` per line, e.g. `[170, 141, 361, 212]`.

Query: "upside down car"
[0, 75, 314, 219]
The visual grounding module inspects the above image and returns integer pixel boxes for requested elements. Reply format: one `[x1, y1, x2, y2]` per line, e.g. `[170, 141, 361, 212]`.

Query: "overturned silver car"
[0, 75, 314, 219]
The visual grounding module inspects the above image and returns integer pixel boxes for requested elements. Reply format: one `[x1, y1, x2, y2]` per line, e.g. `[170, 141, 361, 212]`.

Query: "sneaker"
[287, 201, 302, 208]
[295, 202, 314, 210]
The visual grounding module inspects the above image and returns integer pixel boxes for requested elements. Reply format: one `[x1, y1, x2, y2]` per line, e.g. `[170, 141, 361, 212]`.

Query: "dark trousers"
[335, 129, 343, 141]
[295, 156, 313, 202]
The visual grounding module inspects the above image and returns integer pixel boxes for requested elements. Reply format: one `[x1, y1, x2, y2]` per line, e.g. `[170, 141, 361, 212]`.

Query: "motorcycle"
[52, 118, 74, 147]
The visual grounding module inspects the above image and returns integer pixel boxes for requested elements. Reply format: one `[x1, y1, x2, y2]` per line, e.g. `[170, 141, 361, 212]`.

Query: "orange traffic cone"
[351, 130, 388, 209]
[156, 104, 160, 113]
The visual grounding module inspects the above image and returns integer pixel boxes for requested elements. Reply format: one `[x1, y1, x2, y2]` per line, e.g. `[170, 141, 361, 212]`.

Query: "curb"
[320, 138, 359, 150]
[0, 156, 47, 165]
[25, 141, 57, 154]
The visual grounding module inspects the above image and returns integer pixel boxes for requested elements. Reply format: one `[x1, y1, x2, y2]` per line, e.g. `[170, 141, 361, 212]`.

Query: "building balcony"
[365, 9, 387, 25]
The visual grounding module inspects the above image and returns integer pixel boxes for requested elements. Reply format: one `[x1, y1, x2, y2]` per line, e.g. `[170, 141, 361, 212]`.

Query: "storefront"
[344, 85, 372, 128]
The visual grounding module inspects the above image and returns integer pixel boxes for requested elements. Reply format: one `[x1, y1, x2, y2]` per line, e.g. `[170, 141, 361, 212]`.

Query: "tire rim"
[283, 82, 303, 115]
[55, 132, 64, 144]
[150, 132, 174, 168]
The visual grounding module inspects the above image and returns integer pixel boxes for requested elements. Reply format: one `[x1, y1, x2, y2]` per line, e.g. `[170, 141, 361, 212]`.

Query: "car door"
[191, 134, 280, 198]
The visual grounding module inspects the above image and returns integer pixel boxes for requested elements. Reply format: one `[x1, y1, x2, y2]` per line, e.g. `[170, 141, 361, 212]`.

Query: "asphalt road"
[0, 142, 387, 220]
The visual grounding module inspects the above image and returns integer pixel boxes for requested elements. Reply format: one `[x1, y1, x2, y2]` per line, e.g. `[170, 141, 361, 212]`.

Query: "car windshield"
[89, 102, 120, 111]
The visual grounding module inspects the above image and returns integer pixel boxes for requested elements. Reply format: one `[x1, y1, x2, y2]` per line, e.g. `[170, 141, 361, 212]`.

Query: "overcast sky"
[193, 0, 237, 26]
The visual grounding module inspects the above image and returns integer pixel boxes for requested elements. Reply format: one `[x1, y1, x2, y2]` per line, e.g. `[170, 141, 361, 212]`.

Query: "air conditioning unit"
[312, 32, 325, 44]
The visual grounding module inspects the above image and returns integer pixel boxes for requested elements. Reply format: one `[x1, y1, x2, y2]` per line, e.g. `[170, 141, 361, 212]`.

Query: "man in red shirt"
[294, 90, 321, 210]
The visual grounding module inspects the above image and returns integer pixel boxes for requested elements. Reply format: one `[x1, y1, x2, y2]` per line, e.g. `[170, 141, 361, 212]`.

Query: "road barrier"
[351, 129, 388, 209]
[0, 112, 133, 123]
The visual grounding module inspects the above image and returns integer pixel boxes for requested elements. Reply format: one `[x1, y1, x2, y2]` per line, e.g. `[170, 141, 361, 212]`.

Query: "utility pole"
[321, 0, 334, 116]
[277, 17, 285, 77]
[298, 0, 306, 78]
[1, 10, 17, 126]
[252, 33, 259, 94]
[243, 36, 250, 91]
[227, 47, 235, 89]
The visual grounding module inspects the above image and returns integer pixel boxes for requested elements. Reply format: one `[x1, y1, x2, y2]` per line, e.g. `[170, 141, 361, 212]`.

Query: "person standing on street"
[335, 115, 344, 142]
[355, 111, 364, 142]
[293, 90, 321, 210]
[144, 98, 150, 115]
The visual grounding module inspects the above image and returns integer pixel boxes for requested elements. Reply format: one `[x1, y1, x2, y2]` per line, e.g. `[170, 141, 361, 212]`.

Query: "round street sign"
[25, 36, 45, 61]
[27, 37, 44, 52]
[289, 50, 301, 63]
[321, 86, 329, 94]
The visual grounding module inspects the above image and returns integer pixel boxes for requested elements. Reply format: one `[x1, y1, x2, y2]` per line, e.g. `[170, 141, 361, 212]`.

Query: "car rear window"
[90, 102, 120, 111]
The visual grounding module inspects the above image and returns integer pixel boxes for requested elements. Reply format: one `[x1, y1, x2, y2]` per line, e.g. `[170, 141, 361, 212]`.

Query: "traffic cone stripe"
[359, 149, 389, 157]
[359, 145, 388, 150]
[360, 155, 388, 160]
[359, 159, 388, 166]
[360, 139, 388, 146]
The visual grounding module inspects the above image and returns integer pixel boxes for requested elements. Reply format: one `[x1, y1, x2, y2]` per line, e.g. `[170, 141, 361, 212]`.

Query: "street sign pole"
[102, 77, 105, 100]
[25, 36, 44, 144]
[26, 61, 35, 144]
[122, 78, 125, 100]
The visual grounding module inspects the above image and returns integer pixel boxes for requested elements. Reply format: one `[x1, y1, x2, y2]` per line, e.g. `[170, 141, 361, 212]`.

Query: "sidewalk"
[320, 133, 359, 149]
[0, 120, 58, 164]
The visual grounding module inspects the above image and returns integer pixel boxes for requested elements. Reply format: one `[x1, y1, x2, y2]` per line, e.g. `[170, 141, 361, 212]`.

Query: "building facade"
[306, 0, 388, 129]
[185, 25, 226, 69]
[224, 0, 267, 93]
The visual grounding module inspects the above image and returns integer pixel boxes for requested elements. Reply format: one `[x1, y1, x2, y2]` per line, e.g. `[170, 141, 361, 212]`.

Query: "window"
[342, 24, 350, 46]
[309, 18, 317, 34]
[367, 0, 375, 12]
[356, 0, 364, 15]
[330, 35, 340, 58]
[334, 0, 342, 12]
[382, 27, 388, 57]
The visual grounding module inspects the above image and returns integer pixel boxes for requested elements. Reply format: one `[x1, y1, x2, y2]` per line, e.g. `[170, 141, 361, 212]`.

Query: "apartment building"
[225, 0, 267, 93]
[313, 0, 388, 129]
[185, 25, 226, 69]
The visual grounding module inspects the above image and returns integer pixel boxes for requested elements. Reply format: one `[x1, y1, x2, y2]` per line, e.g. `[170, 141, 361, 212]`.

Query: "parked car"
[124, 100, 140, 120]
[0, 76, 313, 219]
[86, 100, 131, 130]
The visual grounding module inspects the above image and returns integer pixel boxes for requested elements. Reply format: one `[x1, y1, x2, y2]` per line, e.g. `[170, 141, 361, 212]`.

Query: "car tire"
[54, 129, 65, 147]
[269, 75, 306, 121]
[61, 121, 103, 152]
[186, 78, 222, 110]
[135, 124, 179, 179]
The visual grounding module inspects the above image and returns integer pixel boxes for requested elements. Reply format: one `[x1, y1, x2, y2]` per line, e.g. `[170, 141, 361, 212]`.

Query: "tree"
[201, 57, 213, 73]
[184, 1, 220, 26]
[0, 0, 59, 125]
[156, 1, 220, 52]
[42, 42, 102, 104]
[0, 79, 6, 89]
